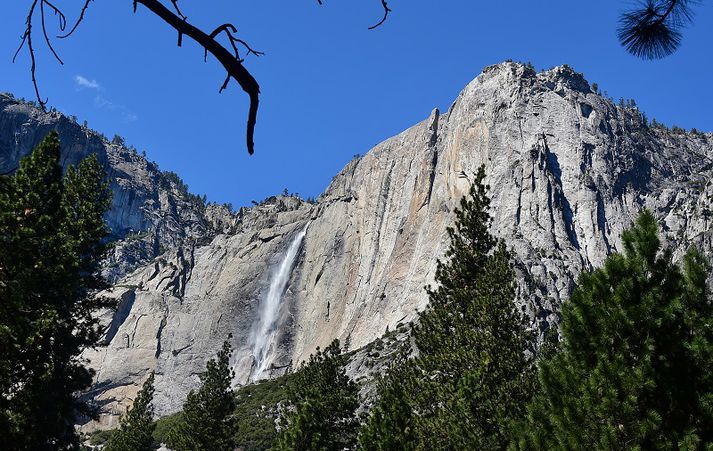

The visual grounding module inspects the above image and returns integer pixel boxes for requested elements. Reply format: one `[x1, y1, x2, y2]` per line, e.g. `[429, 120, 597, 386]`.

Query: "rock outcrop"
[82, 196, 313, 427]
[0, 93, 235, 282]
[3, 62, 712, 428]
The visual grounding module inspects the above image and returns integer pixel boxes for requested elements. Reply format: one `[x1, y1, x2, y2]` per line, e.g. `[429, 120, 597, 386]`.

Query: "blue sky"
[2, 1, 711, 208]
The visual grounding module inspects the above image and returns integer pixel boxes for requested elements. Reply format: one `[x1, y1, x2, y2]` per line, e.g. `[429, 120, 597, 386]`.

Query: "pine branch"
[618, 0, 699, 59]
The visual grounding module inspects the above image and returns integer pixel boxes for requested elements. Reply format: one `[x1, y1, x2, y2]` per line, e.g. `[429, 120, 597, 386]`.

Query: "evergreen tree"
[360, 166, 535, 450]
[167, 339, 237, 451]
[105, 372, 156, 451]
[358, 350, 417, 451]
[274, 339, 359, 451]
[516, 210, 713, 449]
[0, 131, 111, 449]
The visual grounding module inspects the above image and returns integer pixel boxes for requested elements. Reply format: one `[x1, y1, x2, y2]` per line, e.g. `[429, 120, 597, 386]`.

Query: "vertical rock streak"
[250, 223, 309, 380]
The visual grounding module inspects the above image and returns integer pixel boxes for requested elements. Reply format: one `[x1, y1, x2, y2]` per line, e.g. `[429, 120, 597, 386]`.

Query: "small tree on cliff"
[274, 339, 360, 451]
[105, 372, 156, 451]
[360, 165, 536, 450]
[167, 339, 237, 451]
[0, 131, 112, 449]
[515, 211, 713, 449]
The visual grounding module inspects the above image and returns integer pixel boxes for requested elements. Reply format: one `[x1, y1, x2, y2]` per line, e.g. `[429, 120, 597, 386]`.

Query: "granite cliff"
[0, 93, 235, 283]
[2, 62, 711, 428]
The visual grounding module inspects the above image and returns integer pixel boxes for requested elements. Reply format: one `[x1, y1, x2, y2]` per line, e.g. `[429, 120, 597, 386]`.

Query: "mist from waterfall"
[250, 223, 309, 381]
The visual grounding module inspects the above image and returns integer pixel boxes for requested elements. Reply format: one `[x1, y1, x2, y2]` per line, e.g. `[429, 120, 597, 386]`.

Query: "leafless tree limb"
[14, 0, 74, 111]
[14, 1, 48, 111]
[16, 0, 263, 155]
[169, 0, 187, 21]
[368, 1, 391, 30]
[58, 0, 92, 39]
[40, 0, 66, 64]
[205, 23, 265, 64]
[316, 0, 391, 29]
[133, 0, 262, 155]
[14, 0, 391, 155]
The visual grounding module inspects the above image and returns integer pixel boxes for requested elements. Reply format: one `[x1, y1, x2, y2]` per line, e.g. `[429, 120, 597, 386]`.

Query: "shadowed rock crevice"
[102, 290, 136, 345]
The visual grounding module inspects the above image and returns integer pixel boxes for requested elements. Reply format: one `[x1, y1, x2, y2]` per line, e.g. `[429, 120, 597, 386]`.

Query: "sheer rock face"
[0, 94, 235, 282]
[292, 62, 712, 364]
[82, 196, 312, 425]
[3, 62, 712, 426]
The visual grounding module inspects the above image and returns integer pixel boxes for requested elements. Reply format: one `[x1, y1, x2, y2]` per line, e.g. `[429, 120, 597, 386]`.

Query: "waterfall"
[250, 223, 309, 381]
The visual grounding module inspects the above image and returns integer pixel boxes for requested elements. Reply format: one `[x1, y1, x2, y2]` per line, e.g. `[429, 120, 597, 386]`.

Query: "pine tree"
[360, 165, 535, 450]
[0, 131, 111, 449]
[105, 372, 157, 451]
[515, 210, 713, 449]
[358, 350, 417, 451]
[274, 339, 360, 451]
[167, 339, 237, 451]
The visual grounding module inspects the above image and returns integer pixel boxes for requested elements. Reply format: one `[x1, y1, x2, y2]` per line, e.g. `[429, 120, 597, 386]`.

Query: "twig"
[368, 0, 391, 30]
[206, 23, 264, 64]
[14, 0, 390, 154]
[169, 0, 187, 20]
[317, 0, 391, 29]
[40, 0, 65, 64]
[134, 0, 262, 155]
[14, 1, 48, 111]
[58, 0, 92, 39]
[15, 0, 262, 155]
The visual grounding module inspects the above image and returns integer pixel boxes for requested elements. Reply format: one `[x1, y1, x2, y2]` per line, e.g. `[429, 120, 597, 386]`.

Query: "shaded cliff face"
[4, 62, 712, 427]
[0, 94, 235, 282]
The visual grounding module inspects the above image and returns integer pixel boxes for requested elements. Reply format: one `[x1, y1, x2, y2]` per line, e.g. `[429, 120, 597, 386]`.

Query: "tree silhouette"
[11, 0, 391, 156]
[0, 132, 112, 448]
[618, 0, 701, 59]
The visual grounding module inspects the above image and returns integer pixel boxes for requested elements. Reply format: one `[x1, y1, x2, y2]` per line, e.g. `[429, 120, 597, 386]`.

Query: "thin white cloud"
[74, 76, 138, 123]
[94, 95, 138, 123]
[74, 75, 101, 90]
[93, 95, 115, 110]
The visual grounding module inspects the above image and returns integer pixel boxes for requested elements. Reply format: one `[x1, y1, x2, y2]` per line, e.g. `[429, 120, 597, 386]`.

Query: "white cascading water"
[250, 223, 309, 381]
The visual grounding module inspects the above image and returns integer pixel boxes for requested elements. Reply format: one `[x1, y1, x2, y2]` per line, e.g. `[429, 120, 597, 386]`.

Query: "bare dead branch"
[14, 0, 391, 155]
[58, 0, 92, 39]
[16, 0, 261, 155]
[14, 1, 48, 111]
[134, 0, 261, 155]
[317, 0, 391, 29]
[15, 0, 82, 110]
[219, 73, 230, 93]
[205, 23, 264, 63]
[368, 0, 391, 30]
[41, 0, 68, 30]
[12, 31, 28, 64]
[168, 1, 186, 46]
[40, 0, 65, 64]
[169, 0, 187, 21]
